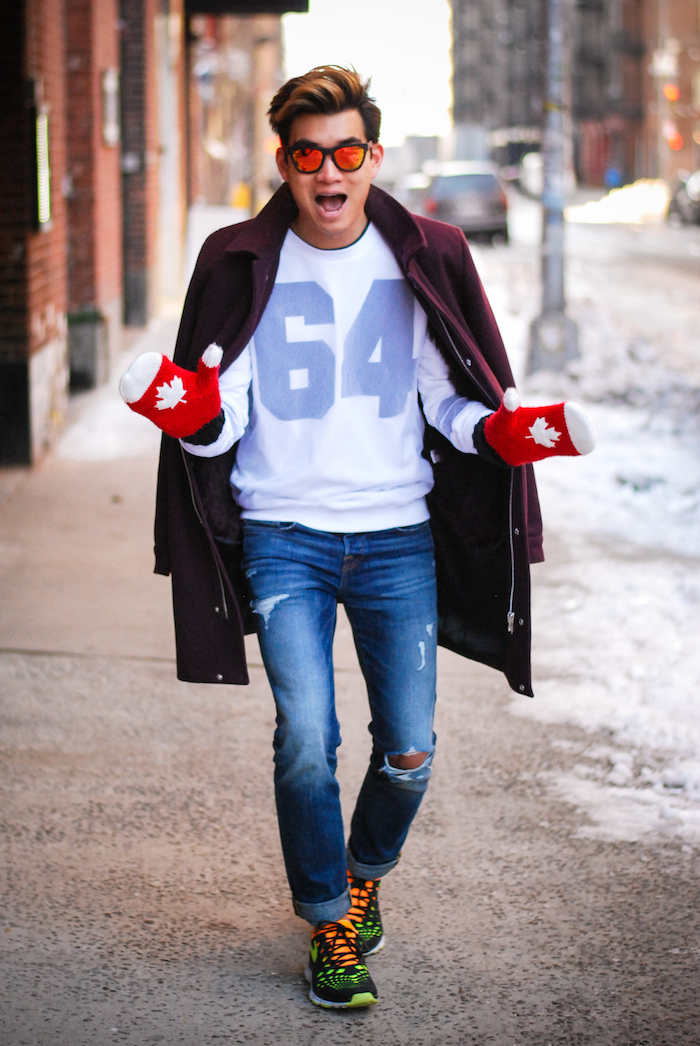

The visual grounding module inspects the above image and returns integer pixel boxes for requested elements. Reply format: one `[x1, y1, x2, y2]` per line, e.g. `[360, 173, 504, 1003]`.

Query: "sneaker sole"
[304, 966, 378, 1009]
[361, 933, 385, 956]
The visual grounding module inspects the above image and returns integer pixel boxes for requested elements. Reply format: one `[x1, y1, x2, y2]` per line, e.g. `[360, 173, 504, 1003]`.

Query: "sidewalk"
[1, 320, 699, 1044]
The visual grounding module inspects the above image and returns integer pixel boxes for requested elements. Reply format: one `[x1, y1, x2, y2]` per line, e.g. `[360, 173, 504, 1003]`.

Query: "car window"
[430, 174, 499, 199]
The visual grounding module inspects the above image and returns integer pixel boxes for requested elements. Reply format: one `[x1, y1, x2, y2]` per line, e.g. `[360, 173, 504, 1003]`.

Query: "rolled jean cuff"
[347, 847, 400, 881]
[293, 887, 350, 926]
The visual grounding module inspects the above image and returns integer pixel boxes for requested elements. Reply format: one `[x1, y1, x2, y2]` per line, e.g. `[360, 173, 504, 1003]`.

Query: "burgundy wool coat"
[154, 183, 544, 696]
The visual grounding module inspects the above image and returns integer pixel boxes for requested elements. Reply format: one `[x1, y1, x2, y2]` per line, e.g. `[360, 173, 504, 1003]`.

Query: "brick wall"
[0, 0, 191, 462]
[120, 0, 161, 325]
[0, 0, 69, 464]
[65, 0, 123, 384]
[24, 0, 69, 364]
[66, 0, 96, 308]
[92, 0, 122, 312]
[0, 1, 29, 370]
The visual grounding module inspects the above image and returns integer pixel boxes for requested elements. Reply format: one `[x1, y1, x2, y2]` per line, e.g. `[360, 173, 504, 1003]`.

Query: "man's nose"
[316, 154, 342, 182]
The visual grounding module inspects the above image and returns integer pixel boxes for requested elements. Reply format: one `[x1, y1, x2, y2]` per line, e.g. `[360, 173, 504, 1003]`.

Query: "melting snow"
[508, 382, 700, 845]
[471, 219, 700, 846]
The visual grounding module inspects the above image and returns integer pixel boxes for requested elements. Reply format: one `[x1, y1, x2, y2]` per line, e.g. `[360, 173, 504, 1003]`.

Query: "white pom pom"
[119, 352, 162, 404]
[201, 343, 223, 369]
[564, 402, 597, 455]
[503, 387, 520, 413]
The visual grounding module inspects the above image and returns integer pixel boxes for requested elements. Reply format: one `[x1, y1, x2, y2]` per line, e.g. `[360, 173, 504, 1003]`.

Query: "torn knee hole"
[388, 751, 429, 770]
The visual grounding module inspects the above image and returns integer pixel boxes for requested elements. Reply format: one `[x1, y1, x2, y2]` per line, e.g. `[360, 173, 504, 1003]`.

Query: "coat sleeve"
[455, 232, 545, 566]
[153, 246, 212, 577]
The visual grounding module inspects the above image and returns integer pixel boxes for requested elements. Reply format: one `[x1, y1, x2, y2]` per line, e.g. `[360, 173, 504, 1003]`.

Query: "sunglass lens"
[292, 147, 323, 172]
[334, 146, 366, 171]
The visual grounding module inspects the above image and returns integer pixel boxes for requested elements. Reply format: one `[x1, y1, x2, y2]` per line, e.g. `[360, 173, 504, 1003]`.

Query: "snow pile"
[533, 405, 700, 557]
[524, 313, 700, 434]
[565, 179, 670, 225]
[468, 222, 700, 845]
[510, 406, 700, 843]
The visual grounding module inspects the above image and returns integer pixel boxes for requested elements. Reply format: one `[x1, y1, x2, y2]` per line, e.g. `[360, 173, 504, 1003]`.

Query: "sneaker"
[346, 875, 385, 955]
[305, 918, 378, 1009]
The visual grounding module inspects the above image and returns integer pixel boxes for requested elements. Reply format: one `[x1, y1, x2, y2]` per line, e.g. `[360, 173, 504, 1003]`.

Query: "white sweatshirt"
[182, 223, 491, 533]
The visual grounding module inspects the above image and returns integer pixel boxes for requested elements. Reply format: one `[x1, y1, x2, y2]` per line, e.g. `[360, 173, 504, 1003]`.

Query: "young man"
[121, 67, 594, 1009]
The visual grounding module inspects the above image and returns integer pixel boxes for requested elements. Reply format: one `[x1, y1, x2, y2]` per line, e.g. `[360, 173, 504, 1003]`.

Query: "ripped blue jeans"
[241, 519, 437, 925]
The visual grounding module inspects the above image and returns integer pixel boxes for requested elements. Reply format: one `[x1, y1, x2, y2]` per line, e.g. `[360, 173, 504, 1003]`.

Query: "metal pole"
[528, 0, 578, 372]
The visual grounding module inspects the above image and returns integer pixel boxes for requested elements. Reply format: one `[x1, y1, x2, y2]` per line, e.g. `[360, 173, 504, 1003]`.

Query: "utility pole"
[528, 0, 578, 373]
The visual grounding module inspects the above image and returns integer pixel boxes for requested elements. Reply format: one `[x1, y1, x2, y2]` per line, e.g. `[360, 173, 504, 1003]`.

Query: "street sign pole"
[528, 0, 578, 372]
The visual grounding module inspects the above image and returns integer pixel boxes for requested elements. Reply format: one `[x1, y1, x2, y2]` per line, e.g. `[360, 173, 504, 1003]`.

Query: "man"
[121, 66, 594, 1009]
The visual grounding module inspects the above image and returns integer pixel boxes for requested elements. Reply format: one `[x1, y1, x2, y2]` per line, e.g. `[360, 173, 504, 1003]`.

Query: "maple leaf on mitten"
[119, 345, 223, 439]
[482, 388, 596, 467]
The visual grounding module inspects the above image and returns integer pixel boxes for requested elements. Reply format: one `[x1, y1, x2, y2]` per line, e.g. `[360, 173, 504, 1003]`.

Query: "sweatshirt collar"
[224, 183, 427, 267]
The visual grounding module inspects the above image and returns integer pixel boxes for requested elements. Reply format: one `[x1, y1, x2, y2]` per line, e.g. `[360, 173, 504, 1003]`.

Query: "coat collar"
[365, 184, 427, 265]
[223, 183, 298, 259]
[223, 182, 427, 266]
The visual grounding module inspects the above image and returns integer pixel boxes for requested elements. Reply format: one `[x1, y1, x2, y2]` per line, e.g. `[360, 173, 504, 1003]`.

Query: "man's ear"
[370, 143, 384, 181]
[276, 147, 290, 183]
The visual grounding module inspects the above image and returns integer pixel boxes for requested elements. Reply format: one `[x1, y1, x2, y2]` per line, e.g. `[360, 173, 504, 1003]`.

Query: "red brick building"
[0, 0, 69, 465]
[66, 0, 123, 385]
[641, 0, 700, 182]
[0, 0, 306, 466]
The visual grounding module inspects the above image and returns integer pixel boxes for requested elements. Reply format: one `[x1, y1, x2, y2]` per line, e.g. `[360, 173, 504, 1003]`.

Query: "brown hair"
[268, 65, 381, 147]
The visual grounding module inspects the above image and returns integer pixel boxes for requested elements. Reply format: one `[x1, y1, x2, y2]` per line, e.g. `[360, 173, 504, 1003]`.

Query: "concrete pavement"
[1, 319, 699, 1045]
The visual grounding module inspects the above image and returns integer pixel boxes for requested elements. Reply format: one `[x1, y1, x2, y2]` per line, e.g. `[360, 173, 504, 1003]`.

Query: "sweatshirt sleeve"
[180, 346, 252, 458]
[418, 337, 493, 454]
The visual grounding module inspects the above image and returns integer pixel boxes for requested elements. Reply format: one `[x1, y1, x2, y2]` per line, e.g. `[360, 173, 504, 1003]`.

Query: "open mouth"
[316, 193, 347, 214]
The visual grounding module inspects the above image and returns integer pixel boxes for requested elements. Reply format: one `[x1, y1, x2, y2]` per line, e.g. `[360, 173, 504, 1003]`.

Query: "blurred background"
[0, 0, 699, 464]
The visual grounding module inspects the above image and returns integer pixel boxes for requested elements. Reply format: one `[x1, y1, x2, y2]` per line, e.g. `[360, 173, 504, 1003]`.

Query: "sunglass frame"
[286, 142, 371, 174]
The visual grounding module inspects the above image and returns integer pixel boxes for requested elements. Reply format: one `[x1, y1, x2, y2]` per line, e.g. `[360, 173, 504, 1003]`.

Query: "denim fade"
[241, 519, 438, 925]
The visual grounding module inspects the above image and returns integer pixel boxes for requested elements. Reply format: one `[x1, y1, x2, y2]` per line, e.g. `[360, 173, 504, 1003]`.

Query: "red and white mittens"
[119, 344, 223, 439]
[482, 388, 596, 467]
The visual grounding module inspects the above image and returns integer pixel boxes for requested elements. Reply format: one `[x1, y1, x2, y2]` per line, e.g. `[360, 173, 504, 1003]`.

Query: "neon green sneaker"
[347, 875, 385, 955]
[305, 918, 378, 1009]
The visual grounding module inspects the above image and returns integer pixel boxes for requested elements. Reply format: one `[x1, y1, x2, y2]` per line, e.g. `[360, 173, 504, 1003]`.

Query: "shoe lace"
[346, 878, 376, 924]
[314, 919, 362, 969]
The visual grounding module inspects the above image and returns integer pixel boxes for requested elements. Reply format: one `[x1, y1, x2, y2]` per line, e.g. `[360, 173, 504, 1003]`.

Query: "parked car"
[667, 169, 700, 225]
[420, 161, 509, 244]
[392, 171, 431, 216]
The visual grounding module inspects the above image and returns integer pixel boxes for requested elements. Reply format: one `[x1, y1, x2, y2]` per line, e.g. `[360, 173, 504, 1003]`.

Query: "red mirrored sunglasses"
[286, 142, 371, 174]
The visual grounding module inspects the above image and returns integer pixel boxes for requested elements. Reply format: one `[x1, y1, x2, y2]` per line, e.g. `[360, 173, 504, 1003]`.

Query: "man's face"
[276, 109, 383, 250]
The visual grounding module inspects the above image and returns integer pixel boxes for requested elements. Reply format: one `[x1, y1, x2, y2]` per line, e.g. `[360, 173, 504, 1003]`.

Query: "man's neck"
[290, 218, 370, 251]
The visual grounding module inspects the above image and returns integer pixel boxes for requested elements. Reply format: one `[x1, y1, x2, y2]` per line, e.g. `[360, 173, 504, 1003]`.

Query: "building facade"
[452, 0, 546, 166]
[1, 0, 70, 465]
[451, 0, 700, 185]
[0, 0, 306, 467]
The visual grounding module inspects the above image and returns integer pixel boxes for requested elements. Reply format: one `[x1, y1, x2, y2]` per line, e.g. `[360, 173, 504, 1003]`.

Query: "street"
[1, 200, 699, 1045]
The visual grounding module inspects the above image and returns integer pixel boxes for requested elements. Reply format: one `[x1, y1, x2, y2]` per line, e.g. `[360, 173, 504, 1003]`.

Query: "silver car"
[421, 161, 509, 244]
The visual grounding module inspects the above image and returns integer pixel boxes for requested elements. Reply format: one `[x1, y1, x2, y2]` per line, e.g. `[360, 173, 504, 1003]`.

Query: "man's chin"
[293, 199, 366, 248]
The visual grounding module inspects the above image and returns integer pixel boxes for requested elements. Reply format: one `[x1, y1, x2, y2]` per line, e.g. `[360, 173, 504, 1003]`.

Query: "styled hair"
[268, 65, 381, 147]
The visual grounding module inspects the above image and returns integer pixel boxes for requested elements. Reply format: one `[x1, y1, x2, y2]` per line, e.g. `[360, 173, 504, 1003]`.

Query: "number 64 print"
[254, 280, 417, 421]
